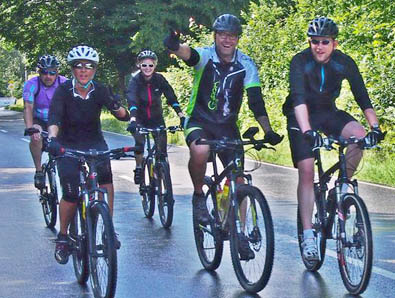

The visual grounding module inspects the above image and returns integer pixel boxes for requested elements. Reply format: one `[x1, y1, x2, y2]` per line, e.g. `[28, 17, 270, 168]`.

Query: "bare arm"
[170, 44, 191, 61]
[48, 125, 59, 138]
[294, 104, 311, 133]
[23, 102, 34, 128]
[363, 108, 379, 128]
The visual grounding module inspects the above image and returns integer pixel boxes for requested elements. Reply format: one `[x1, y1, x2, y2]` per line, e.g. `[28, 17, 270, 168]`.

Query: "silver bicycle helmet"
[67, 45, 99, 65]
[37, 55, 60, 69]
[307, 17, 338, 38]
[137, 50, 158, 62]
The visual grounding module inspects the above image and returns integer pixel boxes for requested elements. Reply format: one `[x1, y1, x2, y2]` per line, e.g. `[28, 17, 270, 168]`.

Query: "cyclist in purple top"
[23, 54, 67, 189]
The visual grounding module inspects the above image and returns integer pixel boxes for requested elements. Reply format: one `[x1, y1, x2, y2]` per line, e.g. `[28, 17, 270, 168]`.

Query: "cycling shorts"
[287, 109, 357, 167]
[57, 143, 113, 203]
[185, 118, 243, 167]
[133, 130, 167, 156]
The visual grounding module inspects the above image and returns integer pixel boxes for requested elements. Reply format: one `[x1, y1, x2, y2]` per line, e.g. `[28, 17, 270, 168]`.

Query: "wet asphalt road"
[0, 110, 394, 298]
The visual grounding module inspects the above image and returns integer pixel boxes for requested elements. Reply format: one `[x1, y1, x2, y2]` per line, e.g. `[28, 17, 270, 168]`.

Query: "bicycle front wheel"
[157, 161, 174, 228]
[41, 163, 58, 228]
[89, 202, 117, 298]
[69, 207, 89, 284]
[337, 194, 372, 295]
[141, 157, 155, 218]
[193, 176, 223, 271]
[229, 185, 274, 293]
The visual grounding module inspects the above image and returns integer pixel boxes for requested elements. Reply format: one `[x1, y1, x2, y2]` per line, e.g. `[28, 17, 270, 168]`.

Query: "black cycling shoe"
[55, 233, 70, 265]
[192, 192, 210, 225]
[114, 233, 121, 250]
[34, 171, 45, 189]
[134, 168, 142, 185]
[238, 233, 255, 261]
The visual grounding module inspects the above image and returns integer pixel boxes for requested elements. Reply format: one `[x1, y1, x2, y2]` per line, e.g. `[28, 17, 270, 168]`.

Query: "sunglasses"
[40, 69, 57, 76]
[141, 64, 154, 68]
[73, 62, 96, 70]
[311, 39, 331, 45]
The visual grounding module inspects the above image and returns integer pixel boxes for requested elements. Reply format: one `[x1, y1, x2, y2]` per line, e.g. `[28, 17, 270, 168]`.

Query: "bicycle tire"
[41, 163, 58, 228]
[193, 176, 223, 271]
[157, 161, 174, 228]
[89, 202, 118, 298]
[297, 187, 327, 271]
[337, 194, 372, 295]
[229, 184, 274, 293]
[141, 157, 155, 218]
[69, 207, 89, 284]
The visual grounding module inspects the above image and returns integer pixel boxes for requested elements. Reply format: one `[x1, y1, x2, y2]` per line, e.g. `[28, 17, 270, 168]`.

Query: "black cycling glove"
[304, 130, 323, 149]
[47, 137, 64, 156]
[163, 29, 180, 51]
[107, 86, 122, 111]
[127, 121, 137, 134]
[365, 127, 384, 146]
[264, 131, 283, 145]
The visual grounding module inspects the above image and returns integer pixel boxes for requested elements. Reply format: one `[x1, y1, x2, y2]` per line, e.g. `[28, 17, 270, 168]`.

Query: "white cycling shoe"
[302, 237, 319, 261]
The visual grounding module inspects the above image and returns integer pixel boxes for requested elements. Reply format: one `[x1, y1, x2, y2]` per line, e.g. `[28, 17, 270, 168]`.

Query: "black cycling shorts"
[287, 109, 357, 167]
[185, 118, 243, 167]
[57, 143, 113, 203]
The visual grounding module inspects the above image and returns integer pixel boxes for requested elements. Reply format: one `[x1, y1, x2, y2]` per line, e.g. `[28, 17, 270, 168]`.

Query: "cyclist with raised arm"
[283, 17, 384, 261]
[126, 50, 185, 184]
[23, 55, 67, 188]
[47, 45, 129, 264]
[164, 14, 282, 258]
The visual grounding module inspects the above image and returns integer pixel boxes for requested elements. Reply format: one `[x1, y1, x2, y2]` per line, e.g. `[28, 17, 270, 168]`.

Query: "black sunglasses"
[311, 39, 331, 45]
[73, 62, 96, 70]
[141, 64, 154, 68]
[40, 69, 57, 75]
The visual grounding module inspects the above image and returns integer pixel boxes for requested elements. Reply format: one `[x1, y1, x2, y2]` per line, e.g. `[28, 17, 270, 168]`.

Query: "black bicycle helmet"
[137, 50, 158, 62]
[37, 55, 60, 69]
[212, 14, 242, 36]
[307, 17, 338, 38]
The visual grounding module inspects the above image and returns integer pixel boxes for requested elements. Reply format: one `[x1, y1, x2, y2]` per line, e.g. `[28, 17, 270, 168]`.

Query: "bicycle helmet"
[307, 17, 338, 38]
[67, 45, 99, 65]
[137, 50, 158, 62]
[212, 14, 242, 36]
[37, 55, 60, 69]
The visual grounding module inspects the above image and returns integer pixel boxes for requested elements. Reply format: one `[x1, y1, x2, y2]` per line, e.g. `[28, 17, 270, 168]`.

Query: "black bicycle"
[65, 146, 137, 298]
[296, 134, 383, 295]
[194, 127, 277, 293]
[137, 125, 182, 228]
[24, 128, 60, 228]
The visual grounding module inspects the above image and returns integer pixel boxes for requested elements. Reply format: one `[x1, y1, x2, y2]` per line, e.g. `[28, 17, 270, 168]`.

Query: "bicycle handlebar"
[136, 125, 182, 135]
[63, 146, 141, 160]
[24, 127, 48, 138]
[196, 137, 274, 152]
[321, 135, 383, 151]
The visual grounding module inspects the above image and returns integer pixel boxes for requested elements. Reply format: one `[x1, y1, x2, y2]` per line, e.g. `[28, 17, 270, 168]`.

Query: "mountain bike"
[24, 127, 60, 228]
[65, 146, 137, 298]
[137, 125, 182, 228]
[194, 127, 277, 293]
[296, 134, 383, 295]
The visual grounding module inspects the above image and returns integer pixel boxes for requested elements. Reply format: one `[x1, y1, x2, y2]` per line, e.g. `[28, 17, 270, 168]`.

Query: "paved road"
[0, 111, 394, 298]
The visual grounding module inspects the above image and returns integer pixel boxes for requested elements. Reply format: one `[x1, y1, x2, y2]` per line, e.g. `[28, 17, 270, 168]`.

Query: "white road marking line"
[21, 138, 29, 143]
[0, 129, 7, 133]
[283, 233, 395, 280]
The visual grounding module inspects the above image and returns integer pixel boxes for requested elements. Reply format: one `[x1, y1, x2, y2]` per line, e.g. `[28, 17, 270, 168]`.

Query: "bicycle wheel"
[297, 186, 327, 271]
[193, 176, 223, 271]
[69, 206, 89, 284]
[337, 194, 372, 295]
[157, 161, 174, 228]
[141, 157, 155, 218]
[229, 185, 274, 293]
[89, 202, 117, 298]
[41, 163, 58, 228]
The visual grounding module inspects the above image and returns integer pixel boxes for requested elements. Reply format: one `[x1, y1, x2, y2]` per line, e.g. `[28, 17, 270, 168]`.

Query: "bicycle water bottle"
[221, 179, 230, 211]
[216, 185, 224, 219]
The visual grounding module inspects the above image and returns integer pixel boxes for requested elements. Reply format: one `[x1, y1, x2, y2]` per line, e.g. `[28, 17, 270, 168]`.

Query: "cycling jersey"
[283, 48, 373, 116]
[126, 72, 181, 126]
[48, 79, 116, 149]
[23, 75, 67, 122]
[186, 45, 267, 125]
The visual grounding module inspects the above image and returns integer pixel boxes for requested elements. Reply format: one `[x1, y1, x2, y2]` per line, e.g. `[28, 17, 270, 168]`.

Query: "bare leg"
[100, 183, 114, 216]
[188, 141, 210, 193]
[297, 158, 315, 230]
[59, 199, 78, 235]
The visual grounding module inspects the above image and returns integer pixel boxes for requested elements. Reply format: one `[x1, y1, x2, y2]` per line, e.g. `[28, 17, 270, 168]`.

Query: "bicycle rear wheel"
[89, 202, 117, 298]
[141, 157, 155, 218]
[229, 185, 274, 293]
[193, 176, 223, 271]
[297, 186, 327, 271]
[337, 194, 372, 295]
[157, 161, 174, 228]
[41, 163, 58, 228]
[69, 206, 89, 284]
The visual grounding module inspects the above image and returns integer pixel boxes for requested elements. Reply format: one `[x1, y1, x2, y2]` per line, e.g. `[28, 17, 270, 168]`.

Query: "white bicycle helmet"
[67, 45, 99, 65]
[137, 50, 158, 62]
